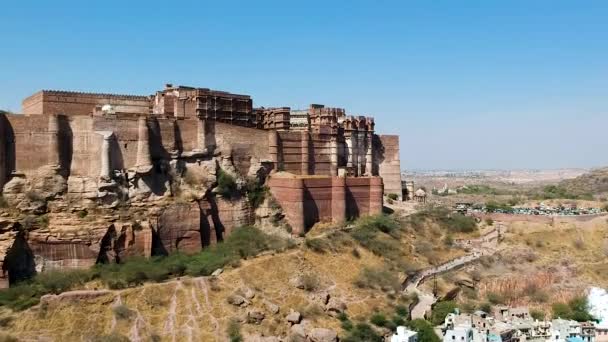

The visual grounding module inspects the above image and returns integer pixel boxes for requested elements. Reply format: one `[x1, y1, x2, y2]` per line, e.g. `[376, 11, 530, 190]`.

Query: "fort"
[0, 83, 401, 288]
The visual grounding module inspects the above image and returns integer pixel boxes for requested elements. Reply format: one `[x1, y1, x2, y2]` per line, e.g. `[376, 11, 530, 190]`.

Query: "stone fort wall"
[267, 176, 383, 234]
[22, 91, 151, 116]
[0, 113, 270, 183]
[376, 135, 402, 200]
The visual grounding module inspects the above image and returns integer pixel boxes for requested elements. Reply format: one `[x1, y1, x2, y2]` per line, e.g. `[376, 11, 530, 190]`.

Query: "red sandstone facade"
[2, 84, 402, 233]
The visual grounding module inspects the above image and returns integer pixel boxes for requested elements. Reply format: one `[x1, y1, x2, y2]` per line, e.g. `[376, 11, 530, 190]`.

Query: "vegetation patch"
[215, 169, 239, 199]
[0, 226, 289, 311]
[405, 206, 477, 233]
[551, 297, 595, 322]
[354, 266, 400, 292]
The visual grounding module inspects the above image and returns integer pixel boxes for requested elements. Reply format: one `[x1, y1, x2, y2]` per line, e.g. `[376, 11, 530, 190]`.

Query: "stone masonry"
[0, 83, 402, 287]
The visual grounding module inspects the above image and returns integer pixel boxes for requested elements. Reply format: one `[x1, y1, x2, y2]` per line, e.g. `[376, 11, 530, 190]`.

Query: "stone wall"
[268, 175, 383, 235]
[4, 114, 55, 175]
[22, 91, 150, 116]
[376, 135, 402, 200]
[0, 114, 271, 182]
[471, 212, 608, 225]
[276, 131, 334, 176]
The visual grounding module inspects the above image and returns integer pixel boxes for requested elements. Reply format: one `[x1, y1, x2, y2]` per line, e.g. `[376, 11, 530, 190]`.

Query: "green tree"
[407, 319, 441, 342]
[431, 301, 457, 325]
[342, 323, 383, 342]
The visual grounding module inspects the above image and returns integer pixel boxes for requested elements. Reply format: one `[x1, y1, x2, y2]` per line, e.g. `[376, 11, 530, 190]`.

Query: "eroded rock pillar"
[48, 114, 61, 168]
[135, 116, 152, 173]
[268, 130, 279, 171]
[369, 177, 384, 215]
[331, 176, 346, 224]
[301, 131, 310, 175]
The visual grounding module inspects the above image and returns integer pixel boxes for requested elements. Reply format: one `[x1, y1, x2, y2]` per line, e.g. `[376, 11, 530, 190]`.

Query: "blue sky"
[1, 0, 607, 170]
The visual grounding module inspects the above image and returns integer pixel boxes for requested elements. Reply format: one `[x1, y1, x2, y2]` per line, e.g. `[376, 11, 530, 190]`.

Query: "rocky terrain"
[0, 202, 479, 341]
[0, 146, 274, 289]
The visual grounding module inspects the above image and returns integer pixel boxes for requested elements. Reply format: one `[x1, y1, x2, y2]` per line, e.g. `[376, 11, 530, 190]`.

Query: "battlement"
[39, 90, 149, 100]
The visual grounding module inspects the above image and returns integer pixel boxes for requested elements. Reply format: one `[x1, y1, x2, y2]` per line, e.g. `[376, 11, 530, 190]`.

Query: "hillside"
[558, 167, 608, 198]
[0, 207, 472, 341]
[1, 203, 605, 341]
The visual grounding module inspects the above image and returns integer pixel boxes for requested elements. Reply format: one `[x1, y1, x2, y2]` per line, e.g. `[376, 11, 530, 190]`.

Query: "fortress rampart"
[0, 83, 402, 287]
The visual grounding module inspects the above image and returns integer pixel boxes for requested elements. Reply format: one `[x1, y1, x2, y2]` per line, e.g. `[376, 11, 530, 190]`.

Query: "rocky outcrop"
[0, 145, 260, 287]
[153, 202, 203, 254]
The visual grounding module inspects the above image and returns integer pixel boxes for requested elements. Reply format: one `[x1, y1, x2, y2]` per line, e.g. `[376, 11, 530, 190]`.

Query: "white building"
[444, 326, 474, 342]
[391, 326, 418, 342]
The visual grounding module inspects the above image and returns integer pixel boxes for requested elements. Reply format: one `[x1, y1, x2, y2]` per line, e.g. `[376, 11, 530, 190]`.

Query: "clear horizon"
[1, 1, 607, 170]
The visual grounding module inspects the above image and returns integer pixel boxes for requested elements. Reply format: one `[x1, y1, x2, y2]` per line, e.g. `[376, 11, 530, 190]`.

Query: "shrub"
[216, 169, 238, 199]
[485, 218, 494, 226]
[350, 215, 403, 261]
[25, 190, 45, 203]
[392, 315, 405, 326]
[407, 319, 441, 342]
[342, 323, 383, 342]
[36, 214, 49, 228]
[395, 305, 408, 317]
[355, 266, 400, 292]
[487, 292, 506, 305]
[552, 297, 595, 321]
[300, 273, 320, 292]
[431, 301, 457, 325]
[20, 215, 38, 230]
[112, 304, 134, 320]
[35, 269, 92, 294]
[305, 237, 331, 253]
[356, 215, 400, 236]
[370, 313, 388, 327]
[387, 193, 399, 201]
[299, 303, 325, 318]
[341, 319, 354, 331]
[227, 319, 243, 342]
[77, 210, 88, 219]
[405, 206, 476, 233]
[444, 234, 454, 247]
[245, 177, 267, 209]
[530, 309, 545, 320]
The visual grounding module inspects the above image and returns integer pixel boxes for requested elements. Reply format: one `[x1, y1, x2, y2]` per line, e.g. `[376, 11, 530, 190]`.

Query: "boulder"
[211, 268, 223, 277]
[247, 309, 265, 324]
[227, 294, 247, 306]
[308, 328, 338, 342]
[286, 310, 302, 324]
[325, 297, 346, 317]
[310, 292, 330, 305]
[243, 287, 256, 300]
[289, 324, 307, 342]
[264, 300, 280, 314]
